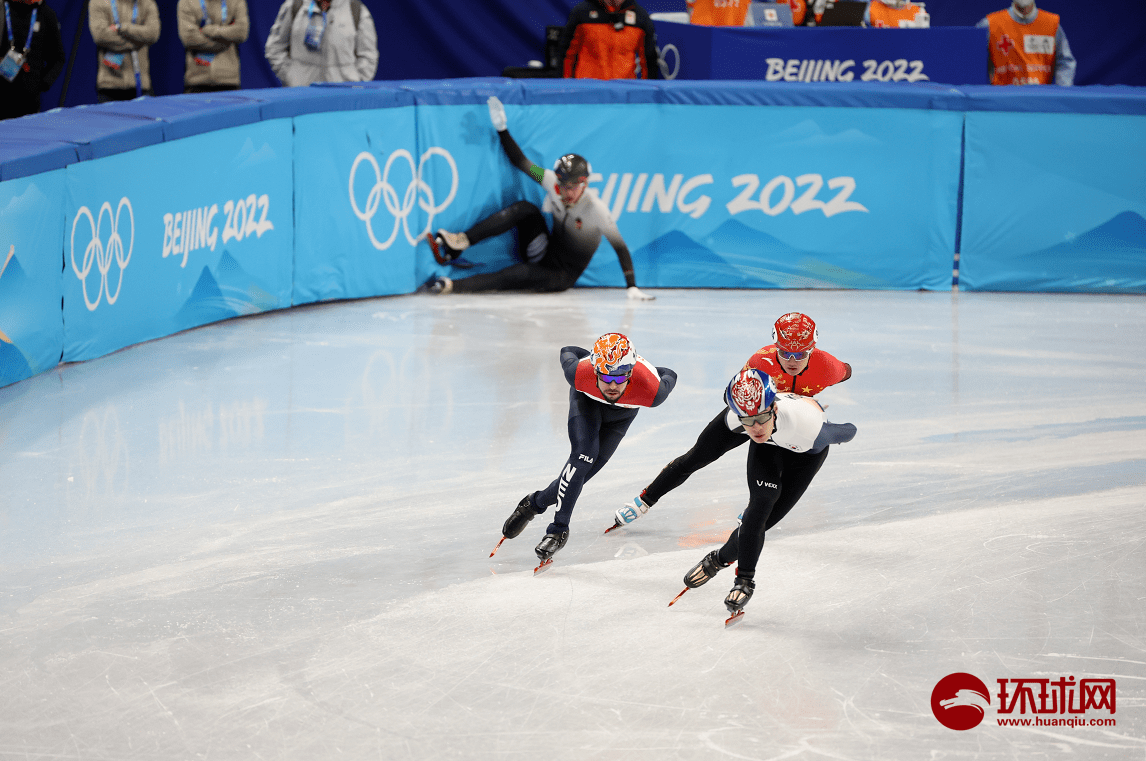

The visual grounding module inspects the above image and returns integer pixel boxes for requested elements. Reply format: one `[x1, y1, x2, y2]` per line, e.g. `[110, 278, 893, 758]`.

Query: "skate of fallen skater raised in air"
[489, 333, 676, 570]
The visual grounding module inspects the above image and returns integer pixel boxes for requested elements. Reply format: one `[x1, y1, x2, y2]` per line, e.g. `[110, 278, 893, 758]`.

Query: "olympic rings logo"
[658, 44, 680, 81]
[71, 198, 134, 311]
[349, 147, 459, 251]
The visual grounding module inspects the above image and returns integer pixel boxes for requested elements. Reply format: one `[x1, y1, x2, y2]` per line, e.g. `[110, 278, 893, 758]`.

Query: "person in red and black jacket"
[559, 0, 659, 80]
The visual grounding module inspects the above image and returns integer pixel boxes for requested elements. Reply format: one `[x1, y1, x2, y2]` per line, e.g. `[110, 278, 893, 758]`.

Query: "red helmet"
[772, 313, 817, 353]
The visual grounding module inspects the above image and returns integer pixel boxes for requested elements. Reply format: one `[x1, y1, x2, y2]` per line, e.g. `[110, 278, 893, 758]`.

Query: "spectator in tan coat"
[88, 0, 160, 101]
[177, 0, 250, 92]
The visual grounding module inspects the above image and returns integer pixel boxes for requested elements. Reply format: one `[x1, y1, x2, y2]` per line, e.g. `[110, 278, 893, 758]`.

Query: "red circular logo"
[931, 673, 991, 730]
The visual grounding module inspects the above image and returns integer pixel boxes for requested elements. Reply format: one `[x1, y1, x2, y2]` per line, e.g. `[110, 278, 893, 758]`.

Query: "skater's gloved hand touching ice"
[627, 286, 655, 301]
[487, 96, 507, 132]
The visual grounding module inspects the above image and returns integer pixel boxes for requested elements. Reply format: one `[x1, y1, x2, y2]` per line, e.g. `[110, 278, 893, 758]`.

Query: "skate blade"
[667, 587, 689, 607]
[427, 233, 448, 265]
[603, 520, 624, 535]
[489, 536, 506, 558]
[724, 610, 746, 628]
[533, 558, 554, 575]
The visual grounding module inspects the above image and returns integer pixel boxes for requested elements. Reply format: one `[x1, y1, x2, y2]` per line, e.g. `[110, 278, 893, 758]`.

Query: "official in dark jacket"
[0, 0, 64, 119]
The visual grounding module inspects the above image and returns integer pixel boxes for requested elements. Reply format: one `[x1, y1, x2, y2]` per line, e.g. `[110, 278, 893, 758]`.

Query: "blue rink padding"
[62, 120, 295, 362]
[1, 78, 1144, 387]
[959, 110, 1146, 293]
[0, 139, 79, 182]
[0, 171, 66, 387]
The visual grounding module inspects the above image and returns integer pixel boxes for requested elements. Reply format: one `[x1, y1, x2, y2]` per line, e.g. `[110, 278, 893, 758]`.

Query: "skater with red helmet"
[610, 312, 851, 530]
[422, 96, 654, 300]
[491, 333, 675, 571]
[668, 368, 856, 623]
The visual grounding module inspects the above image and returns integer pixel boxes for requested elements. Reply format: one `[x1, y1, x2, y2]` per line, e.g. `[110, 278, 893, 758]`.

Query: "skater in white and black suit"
[679, 368, 856, 617]
[423, 96, 655, 300]
[494, 333, 675, 566]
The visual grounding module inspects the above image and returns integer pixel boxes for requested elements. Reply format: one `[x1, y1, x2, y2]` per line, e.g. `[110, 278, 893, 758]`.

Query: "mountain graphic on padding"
[630, 229, 759, 288]
[175, 264, 239, 329]
[631, 221, 892, 289]
[702, 218, 806, 259]
[1035, 211, 1146, 254]
[1, 249, 34, 385]
[174, 250, 281, 329]
[0, 247, 28, 300]
[0, 335, 33, 386]
[1009, 211, 1146, 291]
[214, 250, 279, 312]
[706, 218, 891, 288]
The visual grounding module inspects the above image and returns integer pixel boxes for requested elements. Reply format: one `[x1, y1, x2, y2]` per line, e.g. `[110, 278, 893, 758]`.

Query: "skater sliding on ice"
[668, 369, 856, 623]
[490, 333, 675, 572]
[423, 96, 655, 300]
[609, 312, 851, 532]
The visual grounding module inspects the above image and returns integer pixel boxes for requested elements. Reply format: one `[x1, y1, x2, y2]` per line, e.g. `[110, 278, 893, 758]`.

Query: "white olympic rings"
[71, 197, 134, 311]
[658, 44, 680, 81]
[349, 147, 459, 251]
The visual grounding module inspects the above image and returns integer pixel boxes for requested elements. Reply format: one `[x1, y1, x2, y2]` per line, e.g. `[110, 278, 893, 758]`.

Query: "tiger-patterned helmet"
[724, 368, 777, 418]
[590, 333, 635, 378]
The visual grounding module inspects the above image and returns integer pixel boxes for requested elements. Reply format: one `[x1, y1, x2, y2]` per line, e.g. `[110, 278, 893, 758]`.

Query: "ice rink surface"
[1, 288, 1144, 760]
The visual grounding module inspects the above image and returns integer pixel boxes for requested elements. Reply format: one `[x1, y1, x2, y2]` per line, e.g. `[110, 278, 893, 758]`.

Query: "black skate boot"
[502, 494, 538, 539]
[535, 530, 569, 562]
[683, 550, 729, 588]
[724, 576, 755, 614]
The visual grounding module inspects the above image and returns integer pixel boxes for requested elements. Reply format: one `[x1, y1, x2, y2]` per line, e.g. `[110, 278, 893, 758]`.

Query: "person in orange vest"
[864, 0, 928, 28]
[559, 0, 659, 80]
[687, 0, 749, 27]
[789, 0, 826, 26]
[977, 1, 1075, 85]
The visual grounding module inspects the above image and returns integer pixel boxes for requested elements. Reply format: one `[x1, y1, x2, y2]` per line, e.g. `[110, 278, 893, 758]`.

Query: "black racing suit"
[450, 130, 638, 294]
[531, 346, 676, 535]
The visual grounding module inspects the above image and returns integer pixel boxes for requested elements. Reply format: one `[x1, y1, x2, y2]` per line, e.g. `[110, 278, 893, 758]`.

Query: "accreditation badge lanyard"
[198, 0, 227, 27]
[193, 0, 226, 65]
[109, 0, 142, 96]
[303, 0, 327, 52]
[1, 2, 37, 82]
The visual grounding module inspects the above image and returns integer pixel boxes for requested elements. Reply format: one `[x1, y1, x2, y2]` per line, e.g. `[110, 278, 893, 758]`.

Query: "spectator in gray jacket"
[88, 0, 160, 101]
[264, 0, 377, 87]
[177, 0, 250, 93]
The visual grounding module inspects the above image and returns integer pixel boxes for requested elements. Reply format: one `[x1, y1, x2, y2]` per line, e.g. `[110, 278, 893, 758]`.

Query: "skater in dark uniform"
[671, 369, 856, 618]
[612, 312, 851, 529]
[492, 333, 675, 567]
[423, 96, 655, 300]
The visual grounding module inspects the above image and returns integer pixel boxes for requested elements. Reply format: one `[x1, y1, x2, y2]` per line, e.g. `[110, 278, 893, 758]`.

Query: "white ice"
[1, 289, 1144, 760]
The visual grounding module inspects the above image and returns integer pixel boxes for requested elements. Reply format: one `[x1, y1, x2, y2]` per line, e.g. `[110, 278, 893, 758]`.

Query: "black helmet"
[553, 153, 591, 184]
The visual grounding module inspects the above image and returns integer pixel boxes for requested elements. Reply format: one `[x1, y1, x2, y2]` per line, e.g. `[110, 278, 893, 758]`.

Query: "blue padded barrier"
[655, 79, 969, 110]
[0, 138, 79, 183]
[0, 107, 166, 163]
[1, 78, 1145, 388]
[91, 95, 267, 143]
[960, 84, 1146, 116]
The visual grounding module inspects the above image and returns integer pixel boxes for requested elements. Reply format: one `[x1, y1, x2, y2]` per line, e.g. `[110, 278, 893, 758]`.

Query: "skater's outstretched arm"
[600, 217, 653, 300]
[560, 345, 590, 385]
[488, 96, 545, 184]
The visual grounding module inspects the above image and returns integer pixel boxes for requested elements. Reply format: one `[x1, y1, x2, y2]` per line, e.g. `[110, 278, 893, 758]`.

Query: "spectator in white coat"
[264, 0, 377, 86]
